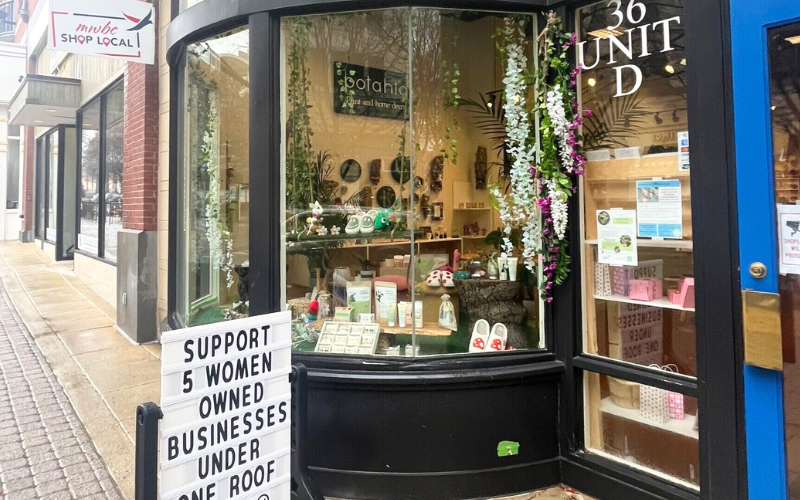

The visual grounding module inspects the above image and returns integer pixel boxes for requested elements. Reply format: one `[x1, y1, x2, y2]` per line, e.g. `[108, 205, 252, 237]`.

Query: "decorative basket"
[609, 377, 640, 409]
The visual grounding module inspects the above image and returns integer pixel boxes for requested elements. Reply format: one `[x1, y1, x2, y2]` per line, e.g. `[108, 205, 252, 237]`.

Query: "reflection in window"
[281, 10, 542, 357]
[79, 101, 101, 254]
[7, 125, 20, 210]
[104, 85, 124, 262]
[47, 129, 59, 240]
[579, 0, 696, 376]
[178, 28, 250, 327]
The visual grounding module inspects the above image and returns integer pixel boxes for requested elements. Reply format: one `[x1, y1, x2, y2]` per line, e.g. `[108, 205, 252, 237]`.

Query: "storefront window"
[281, 9, 542, 357]
[77, 81, 125, 261]
[79, 101, 101, 255]
[7, 125, 20, 210]
[35, 137, 45, 240]
[577, 0, 697, 487]
[104, 84, 124, 262]
[177, 28, 250, 327]
[47, 129, 59, 242]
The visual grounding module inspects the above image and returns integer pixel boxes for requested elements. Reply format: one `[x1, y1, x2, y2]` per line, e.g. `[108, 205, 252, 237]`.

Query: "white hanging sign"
[778, 204, 800, 276]
[160, 311, 293, 500]
[49, 0, 156, 64]
[597, 209, 639, 266]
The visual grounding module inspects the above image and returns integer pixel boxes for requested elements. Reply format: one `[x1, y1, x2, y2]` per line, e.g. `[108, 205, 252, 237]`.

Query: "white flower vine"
[497, 16, 541, 269]
[545, 86, 576, 173]
[204, 131, 235, 289]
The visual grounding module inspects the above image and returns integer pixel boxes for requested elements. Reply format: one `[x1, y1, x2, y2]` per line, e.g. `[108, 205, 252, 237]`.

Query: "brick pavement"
[0, 277, 123, 500]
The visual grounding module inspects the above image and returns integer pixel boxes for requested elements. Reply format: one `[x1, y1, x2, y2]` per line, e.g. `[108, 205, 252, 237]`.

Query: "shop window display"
[104, 85, 124, 262]
[577, 0, 699, 488]
[177, 28, 250, 327]
[281, 10, 544, 356]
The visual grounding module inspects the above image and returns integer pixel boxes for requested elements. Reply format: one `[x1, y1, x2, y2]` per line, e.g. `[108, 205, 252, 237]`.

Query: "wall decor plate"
[430, 155, 444, 180]
[391, 156, 411, 184]
[430, 179, 443, 192]
[369, 159, 382, 185]
[376, 186, 397, 208]
[340, 159, 362, 183]
[414, 176, 424, 189]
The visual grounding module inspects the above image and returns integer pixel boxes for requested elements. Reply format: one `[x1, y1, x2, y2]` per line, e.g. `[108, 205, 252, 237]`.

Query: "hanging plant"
[286, 18, 315, 215]
[489, 13, 586, 301]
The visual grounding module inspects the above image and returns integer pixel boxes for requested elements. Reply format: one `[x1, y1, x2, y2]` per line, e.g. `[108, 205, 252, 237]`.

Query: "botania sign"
[160, 312, 292, 500]
[49, 0, 155, 64]
[577, 0, 681, 97]
[333, 62, 407, 120]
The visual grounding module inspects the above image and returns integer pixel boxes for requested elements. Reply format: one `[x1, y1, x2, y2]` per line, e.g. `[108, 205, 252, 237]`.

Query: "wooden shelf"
[593, 293, 695, 312]
[453, 207, 492, 211]
[460, 235, 487, 240]
[600, 398, 698, 440]
[309, 319, 451, 337]
[584, 239, 693, 250]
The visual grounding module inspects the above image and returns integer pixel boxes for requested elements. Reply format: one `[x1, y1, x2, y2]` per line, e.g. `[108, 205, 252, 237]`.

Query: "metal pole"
[291, 364, 324, 500]
[135, 402, 162, 500]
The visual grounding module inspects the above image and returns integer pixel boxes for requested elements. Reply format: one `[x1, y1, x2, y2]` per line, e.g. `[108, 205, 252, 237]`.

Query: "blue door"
[730, 1, 800, 498]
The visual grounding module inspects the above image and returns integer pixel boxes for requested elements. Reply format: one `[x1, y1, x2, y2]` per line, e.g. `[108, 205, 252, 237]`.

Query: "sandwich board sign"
[49, 0, 156, 64]
[160, 311, 292, 500]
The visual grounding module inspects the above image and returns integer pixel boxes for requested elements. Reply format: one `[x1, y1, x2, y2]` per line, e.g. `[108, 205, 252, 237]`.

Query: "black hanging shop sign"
[333, 62, 407, 120]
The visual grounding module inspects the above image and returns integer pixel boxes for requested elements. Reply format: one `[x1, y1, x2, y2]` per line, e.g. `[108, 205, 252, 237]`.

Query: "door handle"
[742, 290, 783, 371]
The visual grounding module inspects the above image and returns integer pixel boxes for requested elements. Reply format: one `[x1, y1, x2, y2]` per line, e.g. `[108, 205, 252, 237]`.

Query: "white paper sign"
[636, 179, 683, 239]
[778, 204, 800, 275]
[160, 312, 292, 500]
[597, 209, 638, 266]
[49, 0, 155, 64]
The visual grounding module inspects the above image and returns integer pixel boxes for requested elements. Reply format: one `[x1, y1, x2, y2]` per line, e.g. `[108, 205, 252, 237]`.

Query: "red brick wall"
[122, 55, 159, 232]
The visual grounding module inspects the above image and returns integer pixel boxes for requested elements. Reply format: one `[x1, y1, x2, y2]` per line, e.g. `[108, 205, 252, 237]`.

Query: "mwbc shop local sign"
[160, 312, 292, 500]
[49, 0, 156, 64]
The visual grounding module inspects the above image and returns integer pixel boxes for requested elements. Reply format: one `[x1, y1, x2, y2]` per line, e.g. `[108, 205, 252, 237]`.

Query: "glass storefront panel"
[79, 101, 101, 255]
[578, 0, 697, 376]
[35, 138, 45, 239]
[768, 21, 800, 498]
[62, 128, 77, 258]
[585, 372, 699, 488]
[281, 10, 541, 356]
[104, 84, 124, 262]
[47, 129, 59, 241]
[178, 28, 250, 327]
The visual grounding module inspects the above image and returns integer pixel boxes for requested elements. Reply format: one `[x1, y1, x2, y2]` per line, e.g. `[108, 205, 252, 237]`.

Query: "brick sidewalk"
[0, 278, 123, 500]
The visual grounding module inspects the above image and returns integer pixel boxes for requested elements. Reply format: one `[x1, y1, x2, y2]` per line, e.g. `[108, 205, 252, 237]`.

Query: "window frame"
[34, 125, 75, 260]
[75, 77, 124, 265]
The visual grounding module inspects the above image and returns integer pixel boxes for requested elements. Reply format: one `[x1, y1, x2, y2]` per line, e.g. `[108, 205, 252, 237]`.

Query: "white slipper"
[345, 213, 363, 235]
[360, 214, 375, 234]
[469, 319, 491, 352]
[486, 323, 508, 352]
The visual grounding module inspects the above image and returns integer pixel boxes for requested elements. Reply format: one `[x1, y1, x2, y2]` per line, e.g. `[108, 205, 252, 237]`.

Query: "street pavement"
[0, 277, 123, 500]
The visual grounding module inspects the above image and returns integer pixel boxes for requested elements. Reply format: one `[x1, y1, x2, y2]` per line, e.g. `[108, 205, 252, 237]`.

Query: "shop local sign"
[160, 311, 292, 500]
[49, 0, 155, 64]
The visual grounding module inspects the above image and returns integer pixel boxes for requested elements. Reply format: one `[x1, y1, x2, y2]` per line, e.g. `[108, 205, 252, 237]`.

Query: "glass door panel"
[768, 20, 800, 499]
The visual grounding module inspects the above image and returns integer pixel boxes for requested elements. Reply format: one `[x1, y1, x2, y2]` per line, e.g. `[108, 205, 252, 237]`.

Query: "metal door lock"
[749, 262, 768, 279]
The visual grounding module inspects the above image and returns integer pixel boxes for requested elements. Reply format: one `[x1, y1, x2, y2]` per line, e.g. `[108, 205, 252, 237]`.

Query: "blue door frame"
[730, 0, 800, 497]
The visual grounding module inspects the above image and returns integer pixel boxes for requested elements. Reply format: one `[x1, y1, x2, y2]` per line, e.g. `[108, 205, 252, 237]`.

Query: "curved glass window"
[281, 9, 543, 357]
[177, 28, 250, 327]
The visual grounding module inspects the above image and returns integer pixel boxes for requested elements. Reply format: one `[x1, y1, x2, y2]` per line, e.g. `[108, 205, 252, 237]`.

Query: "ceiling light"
[786, 35, 800, 45]
[680, 58, 687, 66]
[654, 112, 663, 125]
[665, 64, 675, 74]
[46, 109, 57, 112]
[83, 123, 92, 127]
[587, 77, 597, 87]
[487, 102, 492, 108]
[672, 110, 679, 123]
[34, 120, 43, 123]
[771, 105, 777, 111]
[588, 28, 624, 39]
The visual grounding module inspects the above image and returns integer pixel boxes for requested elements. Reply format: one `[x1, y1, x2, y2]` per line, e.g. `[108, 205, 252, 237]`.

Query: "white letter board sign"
[160, 311, 292, 500]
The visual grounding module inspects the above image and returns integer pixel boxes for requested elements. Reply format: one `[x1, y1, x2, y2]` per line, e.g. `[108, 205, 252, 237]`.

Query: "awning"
[8, 75, 82, 127]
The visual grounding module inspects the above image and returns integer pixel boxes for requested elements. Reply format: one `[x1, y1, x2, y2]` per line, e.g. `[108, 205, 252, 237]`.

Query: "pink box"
[628, 278, 663, 301]
[668, 277, 695, 309]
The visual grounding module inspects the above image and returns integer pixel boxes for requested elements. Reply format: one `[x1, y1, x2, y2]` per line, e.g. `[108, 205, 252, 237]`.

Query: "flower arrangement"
[490, 13, 587, 301]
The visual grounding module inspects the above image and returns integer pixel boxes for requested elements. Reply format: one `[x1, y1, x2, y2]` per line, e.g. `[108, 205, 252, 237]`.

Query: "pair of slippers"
[345, 210, 377, 235]
[426, 269, 455, 288]
[468, 319, 508, 352]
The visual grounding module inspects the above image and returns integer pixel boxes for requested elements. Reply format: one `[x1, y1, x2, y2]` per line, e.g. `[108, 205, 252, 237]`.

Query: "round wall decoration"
[340, 159, 362, 183]
[376, 186, 397, 208]
[391, 156, 411, 184]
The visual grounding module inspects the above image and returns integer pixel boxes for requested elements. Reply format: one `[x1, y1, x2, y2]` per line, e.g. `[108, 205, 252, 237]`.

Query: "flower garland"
[203, 129, 235, 289]
[491, 13, 587, 301]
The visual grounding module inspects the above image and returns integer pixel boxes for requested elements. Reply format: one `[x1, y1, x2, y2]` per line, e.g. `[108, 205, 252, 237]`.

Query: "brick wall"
[122, 28, 159, 232]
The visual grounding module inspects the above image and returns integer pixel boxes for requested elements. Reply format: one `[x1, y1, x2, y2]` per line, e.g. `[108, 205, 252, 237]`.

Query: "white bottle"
[414, 300, 423, 328]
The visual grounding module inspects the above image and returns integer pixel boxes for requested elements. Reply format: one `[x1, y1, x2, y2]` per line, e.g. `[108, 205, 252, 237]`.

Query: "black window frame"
[75, 77, 124, 266]
[34, 125, 75, 261]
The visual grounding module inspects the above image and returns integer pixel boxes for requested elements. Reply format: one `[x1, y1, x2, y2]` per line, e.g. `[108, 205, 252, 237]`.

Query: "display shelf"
[593, 293, 695, 312]
[453, 207, 492, 211]
[600, 397, 698, 440]
[309, 319, 451, 337]
[286, 230, 421, 243]
[460, 235, 487, 240]
[584, 238, 693, 250]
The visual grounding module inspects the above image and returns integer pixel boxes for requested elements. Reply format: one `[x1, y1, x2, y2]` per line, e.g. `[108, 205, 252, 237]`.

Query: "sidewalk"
[0, 242, 161, 500]
[0, 263, 124, 499]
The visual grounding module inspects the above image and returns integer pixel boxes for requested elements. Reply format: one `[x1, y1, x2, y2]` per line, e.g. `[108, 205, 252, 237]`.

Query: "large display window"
[77, 80, 125, 262]
[176, 28, 250, 327]
[281, 9, 544, 357]
[577, 0, 699, 489]
[35, 126, 77, 259]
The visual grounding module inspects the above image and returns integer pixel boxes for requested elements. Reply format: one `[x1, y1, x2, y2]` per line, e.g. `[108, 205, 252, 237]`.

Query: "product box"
[629, 278, 663, 301]
[595, 263, 612, 296]
[610, 260, 663, 296]
[607, 302, 664, 366]
[668, 277, 695, 309]
[346, 281, 372, 317]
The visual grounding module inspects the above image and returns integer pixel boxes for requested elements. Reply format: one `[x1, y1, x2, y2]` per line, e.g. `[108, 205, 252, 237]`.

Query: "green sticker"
[497, 440, 520, 457]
